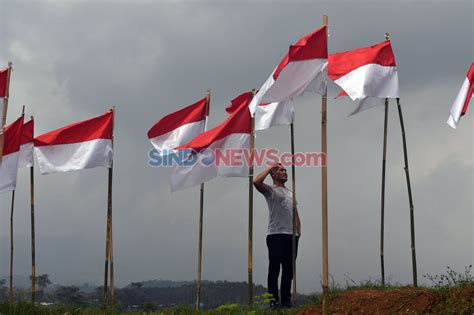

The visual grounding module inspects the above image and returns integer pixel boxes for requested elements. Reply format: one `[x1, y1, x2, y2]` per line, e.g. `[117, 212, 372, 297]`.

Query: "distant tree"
[0, 279, 6, 300]
[54, 285, 86, 306]
[142, 300, 155, 312]
[131, 282, 143, 290]
[31, 274, 52, 291]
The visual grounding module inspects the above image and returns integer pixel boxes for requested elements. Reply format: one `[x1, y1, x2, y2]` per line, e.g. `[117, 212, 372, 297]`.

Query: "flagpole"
[30, 159, 36, 304]
[30, 115, 36, 304]
[321, 15, 330, 315]
[110, 106, 116, 304]
[248, 89, 256, 306]
[380, 98, 389, 286]
[8, 106, 25, 307]
[396, 98, 417, 287]
[103, 198, 111, 306]
[9, 189, 15, 306]
[109, 193, 115, 305]
[103, 106, 115, 307]
[290, 122, 298, 305]
[0, 62, 13, 162]
[196, 90, 210, 311]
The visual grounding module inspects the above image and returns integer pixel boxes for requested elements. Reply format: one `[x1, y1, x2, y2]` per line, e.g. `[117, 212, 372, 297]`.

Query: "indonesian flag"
[0, 115, 24, 193]
[0, 67, 9, 97]
[170, 92, 253, 192]
[147, 96, 208, 155]
[328, 40, 400, 115]
[226, 94, 294, 131]
[34, 111, 113, 175]
[249, 25, 328, 115]
[18, 118, 34, 168]
[447, 63, 474, 129]
[254, 102, 294, 131]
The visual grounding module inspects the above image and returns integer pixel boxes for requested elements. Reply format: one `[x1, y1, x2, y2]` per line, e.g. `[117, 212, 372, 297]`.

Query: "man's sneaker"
[270, 301, 281, 309]
[281, 301, 293, 308]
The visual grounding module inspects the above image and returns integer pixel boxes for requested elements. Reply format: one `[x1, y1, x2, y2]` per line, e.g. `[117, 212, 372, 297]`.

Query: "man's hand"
[253, 164, 279, 194]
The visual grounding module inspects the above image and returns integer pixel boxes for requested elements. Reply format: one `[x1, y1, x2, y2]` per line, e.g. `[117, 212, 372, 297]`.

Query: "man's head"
[270, 163, 288, 184]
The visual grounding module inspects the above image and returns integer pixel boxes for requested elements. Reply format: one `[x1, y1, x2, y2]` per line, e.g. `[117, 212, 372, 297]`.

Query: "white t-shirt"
[263, 185, 299, 236]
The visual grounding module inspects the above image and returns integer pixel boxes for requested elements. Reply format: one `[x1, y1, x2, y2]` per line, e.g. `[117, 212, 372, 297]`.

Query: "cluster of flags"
[146, 26, 402, 192]
[170, 92, 253, 192]
[0, 35, 469, 193]
[144, 30, 472, 193]
[0, 110, 114, 192]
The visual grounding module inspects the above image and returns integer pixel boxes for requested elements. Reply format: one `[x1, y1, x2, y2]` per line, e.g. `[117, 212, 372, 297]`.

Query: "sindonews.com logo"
[148, 148, 326, 168]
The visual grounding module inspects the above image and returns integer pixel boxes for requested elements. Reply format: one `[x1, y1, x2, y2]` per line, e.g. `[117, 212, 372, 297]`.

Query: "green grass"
[1, 266, 472, 314]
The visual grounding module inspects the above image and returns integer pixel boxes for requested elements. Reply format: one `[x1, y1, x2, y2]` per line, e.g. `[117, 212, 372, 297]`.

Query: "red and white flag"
[34, 111, 113, 175]
[18, 118, 34, 168]
[447, 63, 474, 129]
[249, 25, 328, 115]
[0, 115, 24, 193]
[170, 92, 253, 192]
[328, 40, 400, 115]
[254, 102, 294, 131]
[147, 97, 208, 155]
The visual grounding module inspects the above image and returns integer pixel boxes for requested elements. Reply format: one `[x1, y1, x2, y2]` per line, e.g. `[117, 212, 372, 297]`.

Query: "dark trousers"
[266, 233, 299, 305]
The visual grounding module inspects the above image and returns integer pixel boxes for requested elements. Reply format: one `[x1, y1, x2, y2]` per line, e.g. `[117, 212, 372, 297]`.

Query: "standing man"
[254, 163, 301, 308]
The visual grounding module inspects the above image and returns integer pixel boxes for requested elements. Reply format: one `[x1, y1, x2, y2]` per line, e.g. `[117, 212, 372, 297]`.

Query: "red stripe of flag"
[0, 68, 8, 97]
[21, 118, 34, 145]
[177, 92, 252, 153]
[34, 111, 113, 147]
[273, 25, 328, 80]
[147, 97, 208, 139]
[328, 40, 396, 81]
[3, 115, 24, 155]
[461, 63, 474, 116]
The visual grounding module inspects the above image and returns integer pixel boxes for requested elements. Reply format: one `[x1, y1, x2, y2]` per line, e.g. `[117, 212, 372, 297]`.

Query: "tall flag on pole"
[0, 63, 13, 161]
[328, 40, 400, 115]
[18, 118, 34, 168]
[0, 115, 24, 193]
[34, 111, 113, 174]
[170, 92, 253, 192]
[447, 63, 474, 129]
[147, 97, 209, 154]
[249, 25, 328, 115]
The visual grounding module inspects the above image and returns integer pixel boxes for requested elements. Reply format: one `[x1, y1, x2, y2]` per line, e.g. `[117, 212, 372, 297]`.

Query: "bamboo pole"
[248, 90, 256, 306]
[109, 189, 115, 305]
[30, 120, 36, 303]
[0, 62, 13, 162]
[396, 98, 417, 287]
[380, 99, 389, 286]
[109, 106, 116, 304]
[9, 189, 15, 306]
[321, 15, 330, 315]
[290, 123, 298, 305]
[195, 182, 205, 310]
[8, 107, 26, 307]
[196, 90, 210, 311]
[103, 201, 111, 306]
[103, 107, 115, 307]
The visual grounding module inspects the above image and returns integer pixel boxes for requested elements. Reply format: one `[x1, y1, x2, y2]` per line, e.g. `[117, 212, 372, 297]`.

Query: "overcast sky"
[0, 0, 472, 294]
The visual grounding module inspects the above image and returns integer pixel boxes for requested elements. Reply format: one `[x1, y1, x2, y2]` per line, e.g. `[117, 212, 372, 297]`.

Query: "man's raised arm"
[254, 164, 277, 195]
